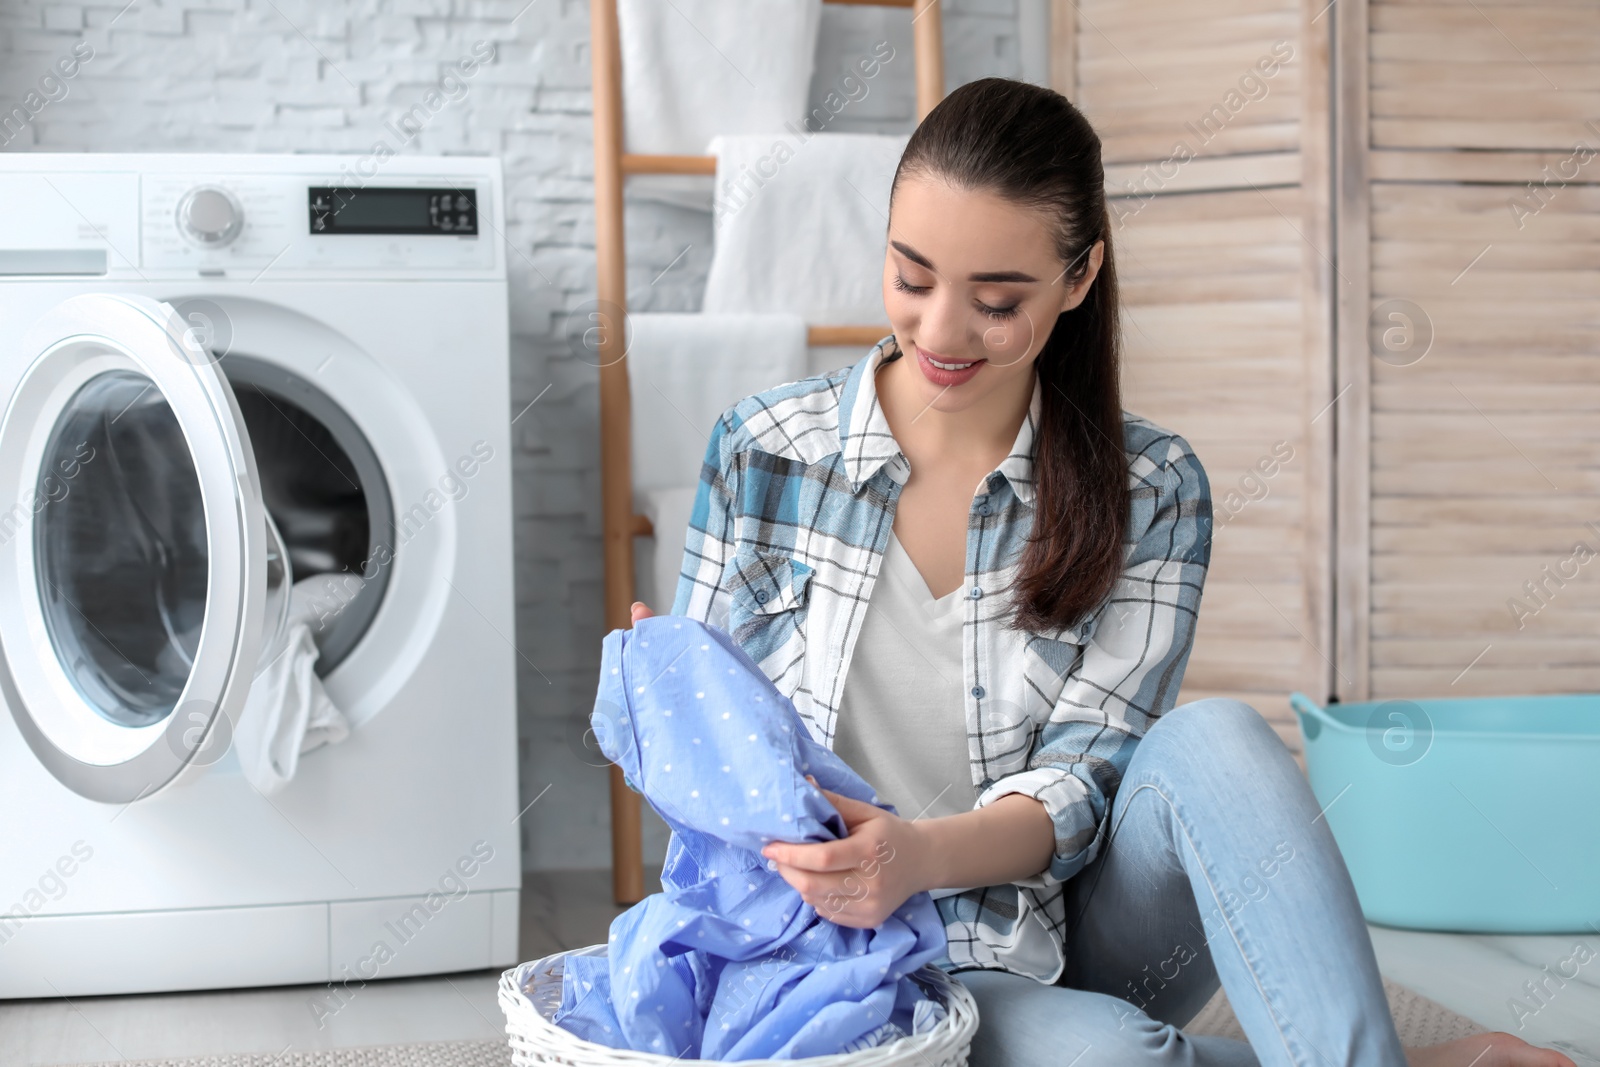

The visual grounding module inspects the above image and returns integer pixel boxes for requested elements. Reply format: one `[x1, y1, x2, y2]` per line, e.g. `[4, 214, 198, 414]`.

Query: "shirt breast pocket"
[1019, 615, 1094, 718]
[726, 548, 813, 652]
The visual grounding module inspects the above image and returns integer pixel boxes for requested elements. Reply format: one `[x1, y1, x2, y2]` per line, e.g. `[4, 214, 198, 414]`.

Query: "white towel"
[627, 312, 808, 613]
[627, 312, 809, 492]
[635, 485, 700, 615]
[702, 132, 909, 324]
[618, 0, 823, 212]
[233, 573, 358, 796]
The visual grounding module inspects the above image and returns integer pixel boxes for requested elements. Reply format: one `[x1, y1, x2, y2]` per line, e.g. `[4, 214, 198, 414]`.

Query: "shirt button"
[977, 503, 993, 517]
[968, 586, 983, 600]
[971, 685, 985, 700]
[754, 589, 770, 604]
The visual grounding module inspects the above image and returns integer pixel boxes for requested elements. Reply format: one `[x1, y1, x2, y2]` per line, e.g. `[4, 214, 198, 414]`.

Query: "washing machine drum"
[0, 293, 382, 803]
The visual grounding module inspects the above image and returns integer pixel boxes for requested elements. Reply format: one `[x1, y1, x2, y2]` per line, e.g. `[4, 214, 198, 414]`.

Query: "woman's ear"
[1059, 239, 1106, 313]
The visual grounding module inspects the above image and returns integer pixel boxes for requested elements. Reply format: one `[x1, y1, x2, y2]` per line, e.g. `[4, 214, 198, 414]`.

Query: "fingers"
[808, 777, 884, 825]
[630, 601, 654, 625]
[823, 790, 879, 816]
[762, 838, 856, 873]
[767, 858, 882, 928]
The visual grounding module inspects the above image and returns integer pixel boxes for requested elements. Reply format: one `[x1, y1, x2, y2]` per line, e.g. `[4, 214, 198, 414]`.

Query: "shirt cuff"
[975, 767, 1101, 890]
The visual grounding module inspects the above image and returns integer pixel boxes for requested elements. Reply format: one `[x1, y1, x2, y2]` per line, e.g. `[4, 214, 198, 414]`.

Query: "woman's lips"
[914, 342, 986, 387]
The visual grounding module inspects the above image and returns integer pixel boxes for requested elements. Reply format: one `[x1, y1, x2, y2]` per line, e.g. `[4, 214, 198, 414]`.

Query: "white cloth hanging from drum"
[233, 573, 361, 796]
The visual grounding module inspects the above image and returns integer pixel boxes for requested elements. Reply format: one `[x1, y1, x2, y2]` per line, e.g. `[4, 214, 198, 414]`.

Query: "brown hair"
[890, 77, 1128, 633]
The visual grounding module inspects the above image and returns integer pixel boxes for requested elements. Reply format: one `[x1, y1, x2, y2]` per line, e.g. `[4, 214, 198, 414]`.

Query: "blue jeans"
[954, 699, 1408, 1067]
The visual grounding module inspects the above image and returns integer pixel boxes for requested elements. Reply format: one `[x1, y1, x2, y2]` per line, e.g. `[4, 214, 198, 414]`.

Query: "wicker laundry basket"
[499, 943, 980, 1066]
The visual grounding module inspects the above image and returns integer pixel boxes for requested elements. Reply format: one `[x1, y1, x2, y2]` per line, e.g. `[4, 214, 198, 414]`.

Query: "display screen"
[308, 187, 478, 235]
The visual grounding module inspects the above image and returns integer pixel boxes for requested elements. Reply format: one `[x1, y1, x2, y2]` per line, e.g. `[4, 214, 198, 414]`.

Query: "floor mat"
[1186, 975, 1490, 1046]
[57, 1038, 510, 1067]
[56, 978, 1489, 1065]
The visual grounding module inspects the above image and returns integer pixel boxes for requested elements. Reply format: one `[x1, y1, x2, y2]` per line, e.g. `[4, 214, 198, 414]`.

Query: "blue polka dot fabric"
[553, 616, 949, 1060]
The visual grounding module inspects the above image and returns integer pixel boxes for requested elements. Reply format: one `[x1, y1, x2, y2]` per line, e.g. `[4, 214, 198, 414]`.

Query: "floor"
[2, 871, 1597, 1066]
[1368, 925, 1600, 1066]
[0, 870, 649, 1066]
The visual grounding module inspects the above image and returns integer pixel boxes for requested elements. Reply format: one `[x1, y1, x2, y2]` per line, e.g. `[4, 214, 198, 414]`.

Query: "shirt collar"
[836, 335, 1041, 506]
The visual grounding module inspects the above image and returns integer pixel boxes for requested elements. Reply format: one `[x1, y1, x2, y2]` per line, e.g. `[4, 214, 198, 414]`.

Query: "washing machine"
[0, 154, 520, 998]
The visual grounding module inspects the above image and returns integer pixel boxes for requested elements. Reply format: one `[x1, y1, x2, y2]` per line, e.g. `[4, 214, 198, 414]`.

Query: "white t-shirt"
[831, 530, 980, 825]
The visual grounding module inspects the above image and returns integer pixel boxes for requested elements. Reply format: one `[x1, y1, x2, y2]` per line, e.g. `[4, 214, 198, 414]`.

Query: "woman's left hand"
[760, 777, 935, 929]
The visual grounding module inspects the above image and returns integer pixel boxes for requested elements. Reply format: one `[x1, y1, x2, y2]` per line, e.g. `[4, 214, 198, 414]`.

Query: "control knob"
[177, 186, 243, 247]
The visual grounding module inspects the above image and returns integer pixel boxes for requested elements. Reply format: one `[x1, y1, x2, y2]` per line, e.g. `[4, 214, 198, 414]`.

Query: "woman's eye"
[895, 273, 1019, 321]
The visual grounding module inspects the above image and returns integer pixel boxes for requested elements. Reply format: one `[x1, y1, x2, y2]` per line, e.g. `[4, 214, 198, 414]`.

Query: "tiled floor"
[0, 870, 653, 1066]
[1369, 924, 1600, 1066]
[3, 870, 1597, 1066]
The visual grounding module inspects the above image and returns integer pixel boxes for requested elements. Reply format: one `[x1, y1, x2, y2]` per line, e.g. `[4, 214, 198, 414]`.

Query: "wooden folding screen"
[1336, 1, 1600, 699]
[1052, 0, 1336, 752]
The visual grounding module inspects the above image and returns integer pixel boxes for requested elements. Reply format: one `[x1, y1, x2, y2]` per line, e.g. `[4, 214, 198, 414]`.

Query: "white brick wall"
[0, 0, 1026, 871]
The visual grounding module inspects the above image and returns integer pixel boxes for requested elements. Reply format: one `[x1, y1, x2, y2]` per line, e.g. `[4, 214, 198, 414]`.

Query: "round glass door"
[36, 369, 209, 728]
[0, 293, 268, 803]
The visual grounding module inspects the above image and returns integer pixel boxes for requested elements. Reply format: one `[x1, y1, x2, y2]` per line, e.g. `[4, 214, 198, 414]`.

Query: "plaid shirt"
[672, 335, 1213, 984]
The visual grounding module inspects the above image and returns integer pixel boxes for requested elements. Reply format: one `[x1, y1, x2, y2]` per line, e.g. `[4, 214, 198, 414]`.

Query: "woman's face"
[882, 171, 1103, 414]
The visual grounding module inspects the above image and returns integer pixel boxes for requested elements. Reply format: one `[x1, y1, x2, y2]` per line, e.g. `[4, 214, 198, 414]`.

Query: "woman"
[631, 78, 1570, 1067]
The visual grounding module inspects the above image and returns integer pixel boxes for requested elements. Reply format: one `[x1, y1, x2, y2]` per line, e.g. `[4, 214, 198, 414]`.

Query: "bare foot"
[1405, 1032, 1577, 1067]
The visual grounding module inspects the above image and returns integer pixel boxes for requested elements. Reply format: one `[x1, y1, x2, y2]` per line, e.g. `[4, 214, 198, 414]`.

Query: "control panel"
[0, 163, 503, 279]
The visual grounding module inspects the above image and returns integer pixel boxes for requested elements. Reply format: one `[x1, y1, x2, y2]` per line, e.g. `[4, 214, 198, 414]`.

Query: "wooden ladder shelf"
[588, 0, 946, 904]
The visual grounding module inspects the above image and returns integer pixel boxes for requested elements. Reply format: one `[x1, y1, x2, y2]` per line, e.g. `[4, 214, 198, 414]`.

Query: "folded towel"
[556, 617, 949, 1060]
[627, 312, 808, 613]
[703, 132, 909, 324]
[627, 312, 810, 493]
[618, 0, 823, 211]
[635, 485, 698, 616]
[233, 573, 358, 796]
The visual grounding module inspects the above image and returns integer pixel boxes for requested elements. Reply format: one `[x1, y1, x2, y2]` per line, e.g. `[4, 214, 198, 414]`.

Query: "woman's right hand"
[630, 601, 654, 626]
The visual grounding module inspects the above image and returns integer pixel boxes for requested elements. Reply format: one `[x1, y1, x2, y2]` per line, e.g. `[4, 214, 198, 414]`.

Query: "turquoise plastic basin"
[1290, 691, 1600, 933]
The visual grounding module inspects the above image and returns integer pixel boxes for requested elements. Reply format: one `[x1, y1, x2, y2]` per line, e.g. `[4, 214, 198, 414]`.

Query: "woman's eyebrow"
[890, 240, 1039, 283]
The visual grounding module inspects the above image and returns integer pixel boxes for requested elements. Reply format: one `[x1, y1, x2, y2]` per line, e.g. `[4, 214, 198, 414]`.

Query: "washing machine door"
[0, 293, 271, 803]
